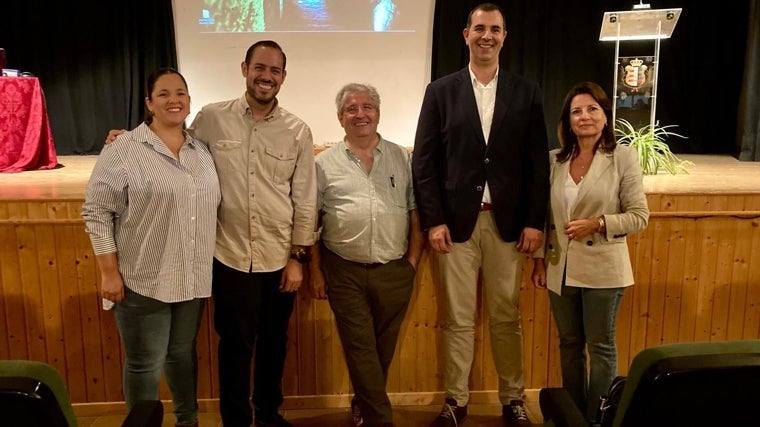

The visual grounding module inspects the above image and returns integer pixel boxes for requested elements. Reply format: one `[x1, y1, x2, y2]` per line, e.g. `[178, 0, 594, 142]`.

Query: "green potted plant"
[615, 118, 693, 175]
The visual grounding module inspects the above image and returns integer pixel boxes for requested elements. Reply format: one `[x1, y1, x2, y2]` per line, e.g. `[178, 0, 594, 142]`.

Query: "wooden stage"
[2, 154, 760, 201]
[1, 154, 760, 412]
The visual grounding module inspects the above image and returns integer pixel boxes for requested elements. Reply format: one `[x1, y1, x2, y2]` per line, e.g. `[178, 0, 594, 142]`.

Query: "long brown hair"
[556, 82, 616, 163]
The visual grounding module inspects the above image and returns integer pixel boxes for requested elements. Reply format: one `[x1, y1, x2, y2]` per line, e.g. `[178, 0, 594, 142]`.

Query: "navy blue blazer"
[412, 67, 550, 243]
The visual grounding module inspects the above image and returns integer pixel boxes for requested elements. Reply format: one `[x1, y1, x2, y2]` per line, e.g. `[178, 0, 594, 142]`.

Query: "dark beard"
[247, 85, 277, 105]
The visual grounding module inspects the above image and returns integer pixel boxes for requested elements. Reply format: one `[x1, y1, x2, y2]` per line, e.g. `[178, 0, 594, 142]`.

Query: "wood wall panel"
[745, 196, 760, 339]
[1, 194, 760, 407]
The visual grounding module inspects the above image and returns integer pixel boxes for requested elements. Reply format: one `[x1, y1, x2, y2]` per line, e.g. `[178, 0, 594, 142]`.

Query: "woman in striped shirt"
[82, 68, 221, 427]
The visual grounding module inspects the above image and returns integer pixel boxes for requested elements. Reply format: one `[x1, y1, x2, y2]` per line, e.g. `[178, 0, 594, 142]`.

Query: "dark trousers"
[322, 248, 416, 427]
[211, 258, 296, 427]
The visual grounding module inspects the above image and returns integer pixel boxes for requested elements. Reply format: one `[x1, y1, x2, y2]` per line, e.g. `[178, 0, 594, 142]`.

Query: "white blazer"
[540, 144, 649, 295]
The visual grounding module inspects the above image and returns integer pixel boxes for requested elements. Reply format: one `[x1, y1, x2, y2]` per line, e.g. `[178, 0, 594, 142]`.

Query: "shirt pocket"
[264, 146, 297, 184]
[389, 174, 409, 209]
[209, 140, 242, 151]
[601, 235, 627, 245]
[209, 140, 243, 170]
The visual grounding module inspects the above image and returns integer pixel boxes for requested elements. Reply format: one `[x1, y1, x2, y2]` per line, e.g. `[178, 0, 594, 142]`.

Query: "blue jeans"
[114, 287, 205, 426]
[549, 283, 625, 422]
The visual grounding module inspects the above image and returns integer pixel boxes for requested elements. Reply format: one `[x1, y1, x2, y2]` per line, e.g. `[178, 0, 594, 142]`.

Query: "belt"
[359, 262, 385, 269]
[324, 246, 387, 269]
[480, 202, 492, 211]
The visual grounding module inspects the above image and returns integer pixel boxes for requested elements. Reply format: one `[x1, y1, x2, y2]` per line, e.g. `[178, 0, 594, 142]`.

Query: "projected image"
[199, 0, 412, 32]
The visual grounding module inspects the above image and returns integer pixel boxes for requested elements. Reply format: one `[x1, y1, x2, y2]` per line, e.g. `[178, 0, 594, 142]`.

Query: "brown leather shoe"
[351, 398, 364, 427]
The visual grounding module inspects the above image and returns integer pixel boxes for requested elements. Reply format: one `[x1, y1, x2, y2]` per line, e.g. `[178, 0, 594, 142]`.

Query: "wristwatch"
[290, 248, 309, 264]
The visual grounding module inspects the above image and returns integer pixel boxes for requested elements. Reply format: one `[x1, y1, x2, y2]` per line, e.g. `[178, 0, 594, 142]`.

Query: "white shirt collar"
[468, 64, 499, 87]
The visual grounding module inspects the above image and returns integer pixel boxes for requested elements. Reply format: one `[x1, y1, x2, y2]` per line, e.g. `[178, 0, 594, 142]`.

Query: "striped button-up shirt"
[82, 123, 221, 303]
[317, 137, 415, 264]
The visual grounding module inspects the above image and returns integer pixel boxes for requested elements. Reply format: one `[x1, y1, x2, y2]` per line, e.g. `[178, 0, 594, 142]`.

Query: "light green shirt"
[316, 137, 415, 264]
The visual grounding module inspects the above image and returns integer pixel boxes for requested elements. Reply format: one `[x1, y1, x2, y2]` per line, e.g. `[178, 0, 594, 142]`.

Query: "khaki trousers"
[438, 210, 524, 405]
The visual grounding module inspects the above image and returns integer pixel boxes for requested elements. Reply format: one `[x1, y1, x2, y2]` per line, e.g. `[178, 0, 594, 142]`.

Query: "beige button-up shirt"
[190, 95, 317, 273]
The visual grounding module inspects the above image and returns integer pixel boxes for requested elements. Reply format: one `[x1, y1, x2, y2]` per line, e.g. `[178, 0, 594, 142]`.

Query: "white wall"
[172, 0, 435, 147]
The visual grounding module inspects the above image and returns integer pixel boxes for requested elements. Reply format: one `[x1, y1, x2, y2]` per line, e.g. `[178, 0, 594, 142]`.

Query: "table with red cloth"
[0, 76, 58, 172]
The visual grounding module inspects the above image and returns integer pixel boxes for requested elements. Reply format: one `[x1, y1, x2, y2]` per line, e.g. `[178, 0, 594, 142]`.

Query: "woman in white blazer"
[531, 82, 649, 422]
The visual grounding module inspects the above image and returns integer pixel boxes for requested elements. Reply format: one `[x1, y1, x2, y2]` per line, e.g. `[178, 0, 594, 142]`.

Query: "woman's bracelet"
[597, 216, 606, 234]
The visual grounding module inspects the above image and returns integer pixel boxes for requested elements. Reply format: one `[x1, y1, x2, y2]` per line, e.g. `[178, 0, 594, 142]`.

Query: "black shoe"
[429, 398, 467, 427]
[502, 399, 530, 426]
[253, 412, 294, 427]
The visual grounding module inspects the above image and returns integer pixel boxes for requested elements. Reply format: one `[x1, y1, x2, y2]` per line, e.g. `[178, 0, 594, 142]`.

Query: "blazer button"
[484, 158, 490, 164]
[550, 224, 556, 230]
[476, 185, 483, 192]
[586, 240, 593, 246]
[548, 244, 553, 250]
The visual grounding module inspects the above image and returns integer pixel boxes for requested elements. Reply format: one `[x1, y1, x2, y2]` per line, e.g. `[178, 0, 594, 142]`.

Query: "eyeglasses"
[343, 104, 377, 115]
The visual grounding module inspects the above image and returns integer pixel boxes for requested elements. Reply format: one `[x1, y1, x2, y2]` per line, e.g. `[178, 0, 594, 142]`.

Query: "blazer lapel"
[456, 68, 486, 146]
[488, 72, 510, 146]
[572, 150, 614, 216]
[550, 155, 570, 228]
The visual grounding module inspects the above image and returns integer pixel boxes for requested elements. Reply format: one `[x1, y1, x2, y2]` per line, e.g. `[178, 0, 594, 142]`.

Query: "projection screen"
[172, 0, 436, 147]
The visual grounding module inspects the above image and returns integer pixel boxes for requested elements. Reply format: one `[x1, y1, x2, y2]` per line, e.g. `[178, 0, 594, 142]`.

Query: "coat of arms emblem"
[621, 58, 650, 91]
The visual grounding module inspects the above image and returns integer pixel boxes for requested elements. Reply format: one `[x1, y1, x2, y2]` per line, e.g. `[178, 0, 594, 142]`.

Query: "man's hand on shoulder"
[104, 129, 127, 145]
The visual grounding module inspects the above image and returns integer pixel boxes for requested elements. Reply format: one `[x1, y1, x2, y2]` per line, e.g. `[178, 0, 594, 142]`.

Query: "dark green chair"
[0, 359, 163, 427]
[539, 340, 760, 427]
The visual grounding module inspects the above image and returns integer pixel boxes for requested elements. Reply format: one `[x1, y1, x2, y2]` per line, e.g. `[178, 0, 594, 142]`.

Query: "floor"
[76, 402, 544, 426]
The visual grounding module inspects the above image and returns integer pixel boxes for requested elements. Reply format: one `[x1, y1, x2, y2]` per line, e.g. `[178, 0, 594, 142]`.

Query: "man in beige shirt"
[189, 40, 316, 427]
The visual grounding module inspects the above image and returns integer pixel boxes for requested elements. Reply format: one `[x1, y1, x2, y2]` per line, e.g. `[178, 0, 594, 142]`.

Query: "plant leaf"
[614, 119, 692, 175]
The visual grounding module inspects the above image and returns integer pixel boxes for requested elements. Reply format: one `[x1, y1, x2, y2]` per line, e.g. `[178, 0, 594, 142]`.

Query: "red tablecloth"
[0, 77, 58, 172]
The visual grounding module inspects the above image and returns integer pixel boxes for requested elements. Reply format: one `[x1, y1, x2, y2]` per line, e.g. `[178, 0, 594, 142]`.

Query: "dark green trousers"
[322, 248, 416, 427]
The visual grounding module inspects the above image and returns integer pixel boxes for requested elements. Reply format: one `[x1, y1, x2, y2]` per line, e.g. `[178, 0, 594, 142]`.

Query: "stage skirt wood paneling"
[1, 192, 760, 408]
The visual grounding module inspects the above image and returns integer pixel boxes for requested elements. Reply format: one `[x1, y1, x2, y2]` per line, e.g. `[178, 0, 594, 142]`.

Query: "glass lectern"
[599, 6, 682, 128]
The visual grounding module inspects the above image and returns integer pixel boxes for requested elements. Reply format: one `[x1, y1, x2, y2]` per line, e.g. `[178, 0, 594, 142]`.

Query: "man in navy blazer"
[412, 3, 549, 427]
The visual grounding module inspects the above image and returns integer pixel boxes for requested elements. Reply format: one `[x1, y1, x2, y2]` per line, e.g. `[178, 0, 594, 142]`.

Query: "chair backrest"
[0, 360, 78, 427]
[613, 340, 760, 427]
